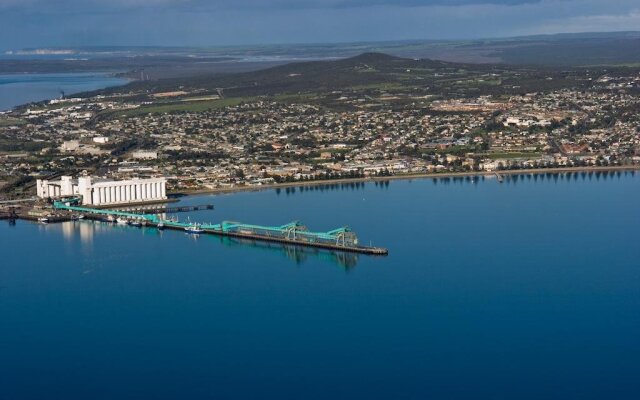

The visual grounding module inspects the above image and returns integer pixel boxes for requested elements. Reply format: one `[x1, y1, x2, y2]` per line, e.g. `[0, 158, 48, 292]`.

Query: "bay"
[0, 72, 128, 111]
[0, 172, 639, 399]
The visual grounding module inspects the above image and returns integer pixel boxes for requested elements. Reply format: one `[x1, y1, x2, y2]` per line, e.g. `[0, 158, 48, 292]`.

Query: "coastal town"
[1, 59, 639, 199]
[4, 0, 640, 394]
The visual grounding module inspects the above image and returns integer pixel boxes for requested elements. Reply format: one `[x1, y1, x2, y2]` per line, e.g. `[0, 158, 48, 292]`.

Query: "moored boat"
[185, 223, 204, 234]
[38, 217, 49, 224]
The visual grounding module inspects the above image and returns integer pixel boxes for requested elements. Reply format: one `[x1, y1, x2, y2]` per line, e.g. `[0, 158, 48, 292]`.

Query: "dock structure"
[51, 201, 388, 256]
[0, 211, 17, 220]
[0, 198, 38, 205]
[119, 204, 214, 215]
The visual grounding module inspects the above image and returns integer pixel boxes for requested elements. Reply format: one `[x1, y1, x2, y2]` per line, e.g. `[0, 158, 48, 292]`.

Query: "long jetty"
[51, 201, 388, 256]
[110, 204, 215, 215]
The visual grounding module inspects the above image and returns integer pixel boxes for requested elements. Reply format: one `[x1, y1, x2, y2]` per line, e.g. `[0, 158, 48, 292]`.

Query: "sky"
[0, 0, 639, 50]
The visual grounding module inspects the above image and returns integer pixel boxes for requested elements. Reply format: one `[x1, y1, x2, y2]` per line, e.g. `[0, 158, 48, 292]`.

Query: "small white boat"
[157, 222, 165, 230]
[185, 224, 204, 234]
[38, 217, 49, 224]
[106, 215, 116, 223]
[130, 220, 142, 227]
[116, 217, 129, 225]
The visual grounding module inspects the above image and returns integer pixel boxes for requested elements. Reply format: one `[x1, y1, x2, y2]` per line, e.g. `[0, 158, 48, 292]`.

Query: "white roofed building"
[36, 175, 167, 206]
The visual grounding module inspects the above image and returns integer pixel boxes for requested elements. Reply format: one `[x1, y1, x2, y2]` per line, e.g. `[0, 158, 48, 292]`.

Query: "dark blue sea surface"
[0, 73, 127, 111]
[1, 172, 639, 399]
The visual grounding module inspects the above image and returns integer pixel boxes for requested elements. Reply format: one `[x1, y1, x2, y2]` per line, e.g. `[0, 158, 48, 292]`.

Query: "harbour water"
[0, 73, 128, 111]
[1, 172, 639, 399]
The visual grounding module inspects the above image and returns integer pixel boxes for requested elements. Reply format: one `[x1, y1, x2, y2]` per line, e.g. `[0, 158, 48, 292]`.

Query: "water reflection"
[427, 169, 635, 186]
[269, 170, 640, 194]
[276, 180, 388, 195]
[215, 236, 359, 271]
[498, 169, 634, 185]
[61, 220, 95, 244]
[57, 220, 165, 242]
[51, 220, 359, 270]
[270, 170, 635, 193]
[60, 220, 106, 246]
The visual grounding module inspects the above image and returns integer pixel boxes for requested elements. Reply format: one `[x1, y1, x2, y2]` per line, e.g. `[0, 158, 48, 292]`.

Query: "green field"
[0, 118, 27, 127]
[348, 82, 408, 91]
[114, 97, 254, 117]
[273, 93, 319, 102]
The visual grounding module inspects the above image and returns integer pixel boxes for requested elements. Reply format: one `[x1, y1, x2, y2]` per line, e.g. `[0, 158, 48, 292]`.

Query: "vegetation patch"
[0, 118, 27, 127]
[116, 97, 253, 117]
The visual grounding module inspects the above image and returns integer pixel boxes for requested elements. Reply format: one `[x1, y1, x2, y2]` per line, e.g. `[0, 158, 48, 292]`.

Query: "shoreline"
[0, 71, 129, 112]
[172, 165, 640, 197]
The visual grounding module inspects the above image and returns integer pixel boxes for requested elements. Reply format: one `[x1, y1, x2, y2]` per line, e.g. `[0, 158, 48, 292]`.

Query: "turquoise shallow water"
[0, 73, 127, 111]
[1, 172, 639, 399]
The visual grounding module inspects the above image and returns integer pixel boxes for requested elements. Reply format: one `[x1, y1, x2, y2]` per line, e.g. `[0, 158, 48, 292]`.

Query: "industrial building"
[131, 150, 158, 160]
[36, 176, 167, 206]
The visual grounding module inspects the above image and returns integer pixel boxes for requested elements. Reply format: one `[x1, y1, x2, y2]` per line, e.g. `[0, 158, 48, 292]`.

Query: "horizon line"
[3, 29, 639, 53]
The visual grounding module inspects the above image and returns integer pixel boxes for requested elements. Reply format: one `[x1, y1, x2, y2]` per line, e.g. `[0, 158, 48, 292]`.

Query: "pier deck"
[122, 204, 215, 214]
[50, 201, 388, 256]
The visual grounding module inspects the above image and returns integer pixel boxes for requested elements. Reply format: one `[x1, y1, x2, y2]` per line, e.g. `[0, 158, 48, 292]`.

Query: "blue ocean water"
[1, 172, 639, 399]
[0, 73, 127, 111]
